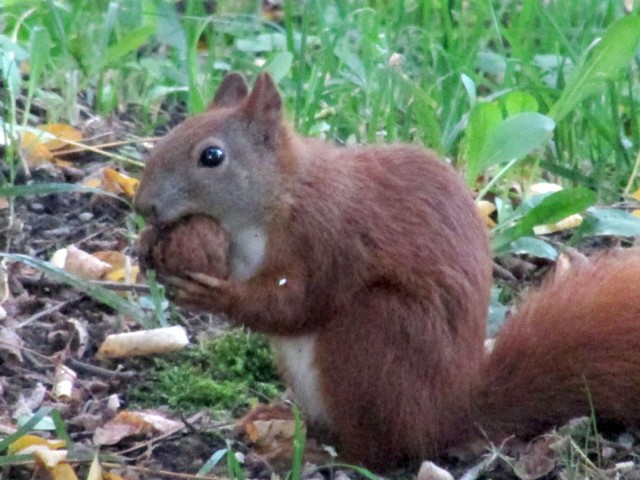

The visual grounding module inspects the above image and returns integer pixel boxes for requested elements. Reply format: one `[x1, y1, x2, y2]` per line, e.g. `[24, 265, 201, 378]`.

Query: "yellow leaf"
[105, 266, 140, 283]
[93, 251, 139, 283]
[86, 454, 102, 480]
[8, 434, 65, 454]
[533, 214, 583, 235]
[103, 167, 139, 198]
[632, 209, 640, 217]
[40, 123, 83, 151]
[32, 447, 68, 468]
[103, 473, 126, 480]
[476, 200, 496, 228]
[20, 131, 53, 167]
[82, 178, 102, 189]
[632, 189, 640, 202]
[50, 463, 79, 480]
[53, 158, 74, 168]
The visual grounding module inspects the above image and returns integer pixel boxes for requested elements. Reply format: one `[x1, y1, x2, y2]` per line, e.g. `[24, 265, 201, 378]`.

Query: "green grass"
[2, 1, 638, 190]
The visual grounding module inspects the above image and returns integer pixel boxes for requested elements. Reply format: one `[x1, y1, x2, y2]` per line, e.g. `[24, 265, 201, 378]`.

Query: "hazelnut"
[138, 215, 230, 279]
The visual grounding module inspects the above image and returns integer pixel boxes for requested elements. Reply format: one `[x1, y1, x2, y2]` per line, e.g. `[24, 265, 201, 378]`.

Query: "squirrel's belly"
[269, 334, 330, 426]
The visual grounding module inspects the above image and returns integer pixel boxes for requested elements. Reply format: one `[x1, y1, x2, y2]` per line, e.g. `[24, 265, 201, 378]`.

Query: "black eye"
[199, 146, 226, 168]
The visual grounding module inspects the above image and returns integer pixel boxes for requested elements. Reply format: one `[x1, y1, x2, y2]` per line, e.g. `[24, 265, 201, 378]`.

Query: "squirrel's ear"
[208, 73, 249, 110]
[243, 72, 282, 124]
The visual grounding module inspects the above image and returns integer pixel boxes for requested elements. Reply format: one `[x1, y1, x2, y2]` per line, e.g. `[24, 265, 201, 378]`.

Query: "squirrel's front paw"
[160, 272, 236, 313]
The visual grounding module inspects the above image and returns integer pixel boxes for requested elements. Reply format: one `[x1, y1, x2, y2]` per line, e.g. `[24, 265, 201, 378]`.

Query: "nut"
[138, 215, 230, 279]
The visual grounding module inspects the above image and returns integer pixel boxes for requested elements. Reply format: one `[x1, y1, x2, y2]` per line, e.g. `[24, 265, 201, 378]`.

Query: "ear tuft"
[208, 73, 249, 110]
[243, 72, 282, 124]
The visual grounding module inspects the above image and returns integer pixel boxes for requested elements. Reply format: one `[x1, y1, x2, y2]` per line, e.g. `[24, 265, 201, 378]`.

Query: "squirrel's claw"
[185, 271, 224, 288]
[159, 272, 231, 313]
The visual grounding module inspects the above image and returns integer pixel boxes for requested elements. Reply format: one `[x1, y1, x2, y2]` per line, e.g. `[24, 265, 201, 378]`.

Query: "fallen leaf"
[102, 167, 139, 198]
[8, 434, 66, 455]
[31, 447, 69, 468]
[533, 214, 583, 234]
[0, 326, 23, 363]
[51, 245, 111, 281]
[93, 251, 139, 283]
[93, 410, 184, 446]
[39, 123, 82, 151]
[49, 462, 78, 480]
[20, 130, 53, 167]
[476, 200, 496, 227]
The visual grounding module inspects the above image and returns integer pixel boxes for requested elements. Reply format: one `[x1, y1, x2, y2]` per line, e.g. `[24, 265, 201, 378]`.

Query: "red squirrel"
[134, 72, 640, 469]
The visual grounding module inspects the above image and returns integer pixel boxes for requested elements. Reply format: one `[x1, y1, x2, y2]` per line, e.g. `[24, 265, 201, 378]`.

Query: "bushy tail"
[476, 248, 640, 439]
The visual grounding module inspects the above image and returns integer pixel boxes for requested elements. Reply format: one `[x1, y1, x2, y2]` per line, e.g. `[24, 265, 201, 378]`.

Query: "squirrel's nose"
[133, 189, 158, 223]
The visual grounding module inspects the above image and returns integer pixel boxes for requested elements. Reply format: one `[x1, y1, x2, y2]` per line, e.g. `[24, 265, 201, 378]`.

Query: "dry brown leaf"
[513, 436, 557, 480]
[93, 410, 184, 446]
[51, 245, 111, 281]
[235, 403, 331, 467]
[0, 326, 23, 364]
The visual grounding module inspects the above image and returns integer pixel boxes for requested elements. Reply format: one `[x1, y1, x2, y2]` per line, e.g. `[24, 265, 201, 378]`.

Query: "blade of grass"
[0, 253, 147, 324]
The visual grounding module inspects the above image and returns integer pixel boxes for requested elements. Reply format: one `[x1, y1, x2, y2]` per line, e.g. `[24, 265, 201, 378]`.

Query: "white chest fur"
[229, 227, 266, 280]
[269, 334, 330, 426]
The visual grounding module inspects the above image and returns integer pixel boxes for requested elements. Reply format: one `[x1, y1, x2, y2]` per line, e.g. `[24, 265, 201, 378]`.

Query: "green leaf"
[104, 25, 156, 67]
[574, 208, 640, 240]
[235, 33, 287, 53]
[549, 15, 640, 122]
[495, 236, 558, 260]
[503, 90, 539, 116]
[465, 101, 502, 182]
[493, 187, 596, 251]
[265, 51, 293, 83]
[460, 73, 476, 107]
[0, 254, 147, 324]
[26, 27, 52, 99]
[476, 112, 555, 175]
[518, 187, 595, 233]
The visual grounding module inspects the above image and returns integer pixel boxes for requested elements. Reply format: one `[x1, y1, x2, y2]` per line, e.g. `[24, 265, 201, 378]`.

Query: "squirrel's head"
[135, 72, 292, 233]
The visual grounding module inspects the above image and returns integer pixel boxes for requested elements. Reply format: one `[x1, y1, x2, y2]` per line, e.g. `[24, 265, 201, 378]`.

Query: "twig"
[18, 300, 69, 328]
[68, 358, 137, 380]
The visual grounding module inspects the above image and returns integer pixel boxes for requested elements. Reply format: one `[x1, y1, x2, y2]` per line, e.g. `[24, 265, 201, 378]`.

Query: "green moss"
[131, 329, 282, 414]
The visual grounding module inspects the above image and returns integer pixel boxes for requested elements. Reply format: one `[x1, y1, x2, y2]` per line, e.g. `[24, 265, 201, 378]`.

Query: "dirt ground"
[2, 116, 640, 480]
